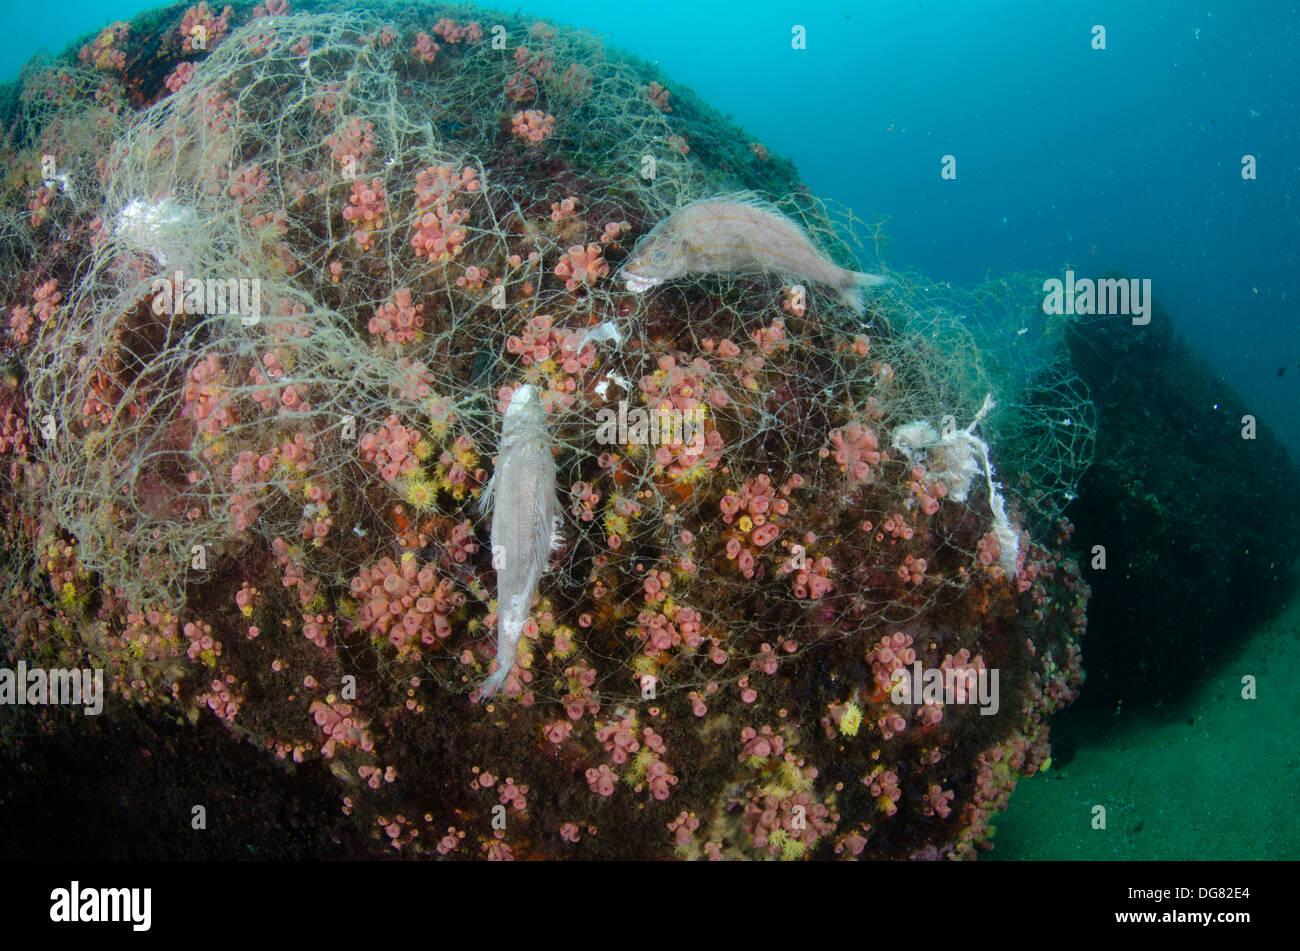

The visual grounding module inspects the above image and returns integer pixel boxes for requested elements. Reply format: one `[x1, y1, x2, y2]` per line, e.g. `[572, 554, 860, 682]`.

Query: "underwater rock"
[0, 1, 1089, 859]
[1063, 279, 1298, 708]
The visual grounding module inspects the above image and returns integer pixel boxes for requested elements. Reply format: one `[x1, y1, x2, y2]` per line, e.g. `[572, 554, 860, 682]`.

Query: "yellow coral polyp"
[426, 411, 451, 439]
[838, 701, 863, 737]
[780, 759, 813, 793]
[413, 439, 433, 461]
[59, 581, 81, 609]
[672, 457, 711, 486]
[628, 747, 656, 782]
[737, 515, 753, 534]
[402, 474, 437, 511]
[433, 471, 458, 499]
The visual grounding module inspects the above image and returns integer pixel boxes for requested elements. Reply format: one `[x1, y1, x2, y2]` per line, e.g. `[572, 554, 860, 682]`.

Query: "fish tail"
[841, 270, 889, 316]
[478, 663, 511, 700]
[478, 613, 520, 700]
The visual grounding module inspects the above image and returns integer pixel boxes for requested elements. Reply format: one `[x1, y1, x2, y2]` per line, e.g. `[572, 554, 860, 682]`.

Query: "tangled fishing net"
[0, 2, 1094, 859]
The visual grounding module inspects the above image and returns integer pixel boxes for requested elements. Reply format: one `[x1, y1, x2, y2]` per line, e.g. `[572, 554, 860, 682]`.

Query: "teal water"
[7, 0, 1293, 458]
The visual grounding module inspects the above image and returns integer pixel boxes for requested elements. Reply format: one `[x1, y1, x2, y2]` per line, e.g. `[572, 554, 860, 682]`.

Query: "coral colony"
[0, 2, 1092, 859]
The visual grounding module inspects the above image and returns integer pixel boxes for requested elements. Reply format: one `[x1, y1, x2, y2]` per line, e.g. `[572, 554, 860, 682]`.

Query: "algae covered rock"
[0, 2, 1091, 859]
[1063, 283, 1299, 707]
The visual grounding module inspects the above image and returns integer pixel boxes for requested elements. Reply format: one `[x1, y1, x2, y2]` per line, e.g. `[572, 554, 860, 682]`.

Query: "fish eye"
[650, 245, 669, 265]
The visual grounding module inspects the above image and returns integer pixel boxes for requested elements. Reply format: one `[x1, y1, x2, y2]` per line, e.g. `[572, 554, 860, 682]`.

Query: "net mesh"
[1, 2, 1093, 859]
[8, 8, 1094, 701]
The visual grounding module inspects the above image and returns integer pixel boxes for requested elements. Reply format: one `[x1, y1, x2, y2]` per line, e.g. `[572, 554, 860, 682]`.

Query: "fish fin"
[705, 190, 782, 212]
[842, 270, 889, 316]
[549, 516, 564, 552]
[478, 471, 495, 518]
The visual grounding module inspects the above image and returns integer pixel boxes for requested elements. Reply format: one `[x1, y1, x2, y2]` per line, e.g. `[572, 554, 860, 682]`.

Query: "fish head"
[502, 383, 548, 436]
[620, 225, 688, 292]
[506, 383, 539, 415]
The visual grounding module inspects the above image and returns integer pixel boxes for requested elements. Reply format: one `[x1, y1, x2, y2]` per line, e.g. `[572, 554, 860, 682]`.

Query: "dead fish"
[478, 384, 561, 698]
[620, 195, 887, 315]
